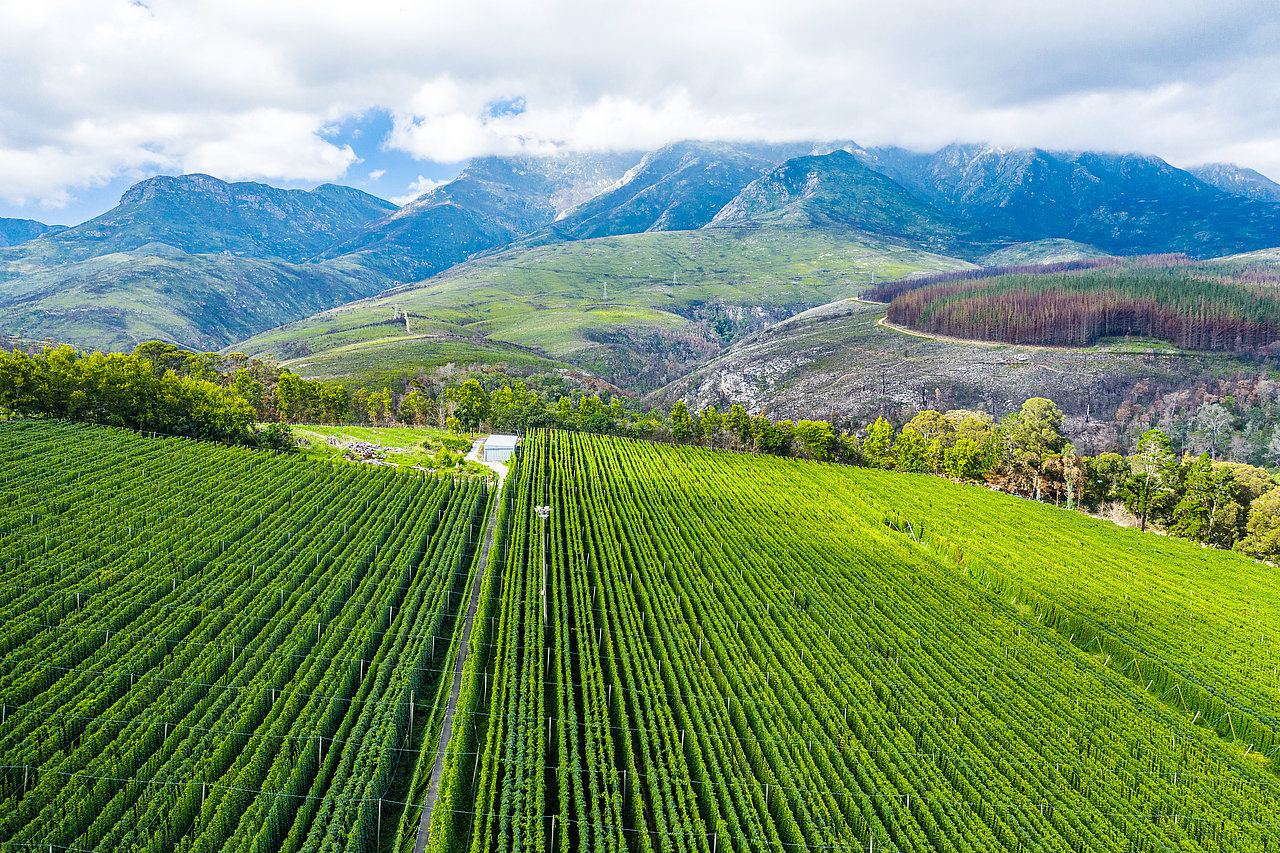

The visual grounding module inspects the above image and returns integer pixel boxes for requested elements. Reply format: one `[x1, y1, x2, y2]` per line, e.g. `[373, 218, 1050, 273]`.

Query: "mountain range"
[5, 140, 1280, 361]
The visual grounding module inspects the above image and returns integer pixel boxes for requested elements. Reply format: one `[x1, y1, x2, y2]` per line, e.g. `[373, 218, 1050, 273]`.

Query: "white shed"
[483, 434, 520, 463]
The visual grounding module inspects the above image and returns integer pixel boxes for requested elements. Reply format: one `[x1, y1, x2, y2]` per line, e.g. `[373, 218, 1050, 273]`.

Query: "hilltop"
[235, 227, 973, 391]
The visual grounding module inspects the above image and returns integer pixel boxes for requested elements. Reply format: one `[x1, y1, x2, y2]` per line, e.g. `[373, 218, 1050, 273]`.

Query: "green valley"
[236, 227, 974, 391]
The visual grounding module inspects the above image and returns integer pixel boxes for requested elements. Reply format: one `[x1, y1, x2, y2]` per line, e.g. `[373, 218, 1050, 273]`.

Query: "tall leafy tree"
[862, 417, 896, 468]
[447, 378, 490, 431]
[671, 400, 694, 441]
[794, 420, 836, 461]
[894, 428, 930, 472]
[728, 404, 753, 447]
[943, 437, 990, 481]
[1123, 428, 1178, 532]
[1168, 454, 1243, 546]
[1005, 397, 1067, 498]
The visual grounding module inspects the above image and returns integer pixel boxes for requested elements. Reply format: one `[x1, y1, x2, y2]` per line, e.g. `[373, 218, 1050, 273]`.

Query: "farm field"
[431, 431, 1279, 853]
[0, 421, 490, 851]
[863, 472, 1280, 755]
[4, 423, 1280, 853]
[292, 424, 487, 475]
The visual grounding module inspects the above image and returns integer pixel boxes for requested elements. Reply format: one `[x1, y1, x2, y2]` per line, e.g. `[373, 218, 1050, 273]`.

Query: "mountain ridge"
[0, 217, 63, 248]
[9, 140, 1280, 359]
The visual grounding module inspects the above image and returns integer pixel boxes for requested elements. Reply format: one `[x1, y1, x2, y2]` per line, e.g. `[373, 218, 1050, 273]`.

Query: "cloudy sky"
[3, 0, 1280, 224]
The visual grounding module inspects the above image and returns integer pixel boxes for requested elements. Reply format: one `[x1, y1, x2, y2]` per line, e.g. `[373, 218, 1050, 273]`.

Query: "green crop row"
[444, 431, 1280, 853]
[0, 420, 490, 852]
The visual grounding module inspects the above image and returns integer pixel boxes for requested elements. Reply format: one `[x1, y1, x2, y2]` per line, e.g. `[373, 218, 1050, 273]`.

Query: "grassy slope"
[0, 244, 384, 352]
[292, 424, 488, 474]
[233, 226, 974, 390]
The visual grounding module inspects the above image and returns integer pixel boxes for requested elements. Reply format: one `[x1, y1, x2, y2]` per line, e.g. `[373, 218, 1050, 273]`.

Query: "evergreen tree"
[1168, 454, 1243, 547]
[447, 379, 490, 430]
[729, 404, 753, 447]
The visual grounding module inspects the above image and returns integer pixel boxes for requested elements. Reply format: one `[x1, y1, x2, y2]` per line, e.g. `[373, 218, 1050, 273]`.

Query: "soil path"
[414, 436, 507, 852]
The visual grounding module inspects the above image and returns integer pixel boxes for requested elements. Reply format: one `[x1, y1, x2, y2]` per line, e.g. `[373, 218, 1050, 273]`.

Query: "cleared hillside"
[658, 298, 1250, 447]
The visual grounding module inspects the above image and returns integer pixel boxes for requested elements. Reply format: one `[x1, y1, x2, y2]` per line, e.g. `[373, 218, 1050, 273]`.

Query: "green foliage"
[1123, 429, 1179, 532]
[1005, 397, 1067, 493]
[862, 416, 896, 468]
[488, 382, 544, 433]
[893, 427, 930, 472]
[446, 378, 490, 431]
[1083, 452, 1128, 509]
[0, 346, 274, 448]
[751, 414, 789, 454]
[943, 436, 988, 481]
[793, 419, 836, 460]
[671, 400, 694, 441]
[0, 421, 488, 851]
[728, 403, 752, 446]
[1167, 454, 1244, 547]
[449, 430, 1280, 853]
[1238, 488, 1280, 559]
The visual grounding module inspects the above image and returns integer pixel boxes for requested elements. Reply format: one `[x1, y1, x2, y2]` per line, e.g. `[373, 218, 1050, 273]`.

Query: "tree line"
[864, 256, 1122, 303]
[0, 342, 351, 449]
[0, 345, 291, 449]
[885, 261, 1280, 351]
[8, 341, 1280, 558]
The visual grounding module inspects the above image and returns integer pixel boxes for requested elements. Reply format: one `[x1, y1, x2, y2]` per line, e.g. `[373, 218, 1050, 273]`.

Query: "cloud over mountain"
[4, 0, 1280, 216]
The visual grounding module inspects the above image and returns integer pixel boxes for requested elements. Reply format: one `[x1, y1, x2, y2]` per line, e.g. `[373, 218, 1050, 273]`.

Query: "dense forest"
[865, 256, 1122, 303]
[882, 259, 1280, 351]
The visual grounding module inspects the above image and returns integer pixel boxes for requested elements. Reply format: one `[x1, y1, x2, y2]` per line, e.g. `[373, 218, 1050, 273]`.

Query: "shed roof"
[486, 434, 520, 450]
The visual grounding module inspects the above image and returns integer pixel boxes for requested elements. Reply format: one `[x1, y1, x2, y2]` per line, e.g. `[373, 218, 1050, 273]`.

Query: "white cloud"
[4, 0, 1280, 209]
[178, 109, 359, 181]
[391, 175, 445, 205]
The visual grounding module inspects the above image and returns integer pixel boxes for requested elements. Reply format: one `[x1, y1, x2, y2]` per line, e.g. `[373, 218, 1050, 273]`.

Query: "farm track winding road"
[414, 437, 507, 853]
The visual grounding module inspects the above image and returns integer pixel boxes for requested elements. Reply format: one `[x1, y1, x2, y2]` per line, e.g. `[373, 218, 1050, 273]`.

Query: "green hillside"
[0, 248, 386, 352]
[433, 430, 1278, 853]
[235, 227, 973, 391]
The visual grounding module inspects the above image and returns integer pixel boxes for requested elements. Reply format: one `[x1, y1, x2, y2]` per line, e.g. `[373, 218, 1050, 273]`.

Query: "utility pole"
[535, 505, 551, 627]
